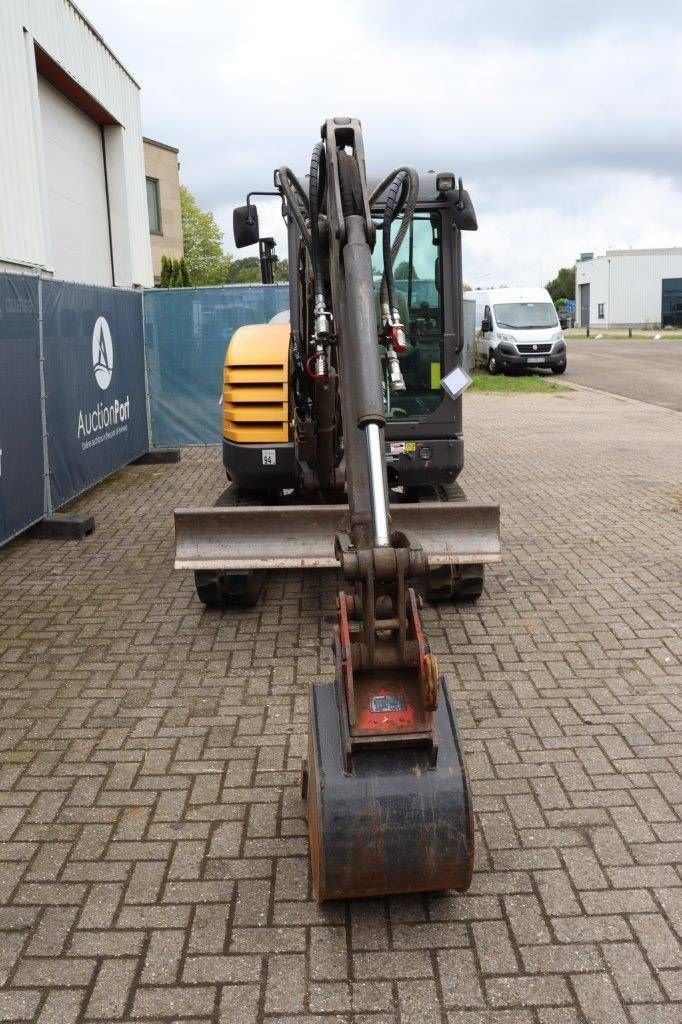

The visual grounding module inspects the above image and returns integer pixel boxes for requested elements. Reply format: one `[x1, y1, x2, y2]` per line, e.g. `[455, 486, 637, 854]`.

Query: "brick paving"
[0, 386, 680, 1023]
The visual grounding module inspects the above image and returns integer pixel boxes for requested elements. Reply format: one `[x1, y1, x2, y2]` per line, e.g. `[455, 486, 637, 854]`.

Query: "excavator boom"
[175, 117, 501, 901]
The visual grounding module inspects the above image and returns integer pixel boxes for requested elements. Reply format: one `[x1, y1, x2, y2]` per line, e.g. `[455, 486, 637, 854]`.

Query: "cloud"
[80, 0, 682, 283]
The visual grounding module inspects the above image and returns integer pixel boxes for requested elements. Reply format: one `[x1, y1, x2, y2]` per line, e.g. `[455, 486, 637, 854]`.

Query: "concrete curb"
[559, 378, 682, 415]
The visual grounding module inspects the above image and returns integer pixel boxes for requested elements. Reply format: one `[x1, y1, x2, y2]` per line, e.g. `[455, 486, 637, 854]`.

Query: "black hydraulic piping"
[308, 144, 326, 309]
[308, 142, 331, 342]
[370, 167, 420, 315]
[382, 170, 409, 329]
[276, 166, 313, 256]
[372, 168, 419, 393]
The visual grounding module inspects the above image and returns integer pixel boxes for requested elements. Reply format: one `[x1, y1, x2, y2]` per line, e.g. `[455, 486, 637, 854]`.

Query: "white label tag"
[441, 366, 472, 399]
[262, 449, 276, 466]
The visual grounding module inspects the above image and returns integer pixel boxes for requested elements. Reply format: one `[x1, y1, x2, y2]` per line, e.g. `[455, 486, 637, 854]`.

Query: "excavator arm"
[175, 117, 501, 901]
[300, 119, 473, 900]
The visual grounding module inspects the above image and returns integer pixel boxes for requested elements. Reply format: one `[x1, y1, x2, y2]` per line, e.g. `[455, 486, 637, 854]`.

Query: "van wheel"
[487, 351, 500, 375]
[551, 362, 567, 375]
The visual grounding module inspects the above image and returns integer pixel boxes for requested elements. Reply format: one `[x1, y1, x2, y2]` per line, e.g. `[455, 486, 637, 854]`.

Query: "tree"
[158, 255, 191, 288]
[394, 261, 418, 281]
[179, 185, 292, 286]
[546, 266, 576, 303]
[226, 256, 290, 284]
[227, 257, 261, 283]
[172, 259, 185, 287]
[180, 185, 232, 285]
[159, 254, 172, 288]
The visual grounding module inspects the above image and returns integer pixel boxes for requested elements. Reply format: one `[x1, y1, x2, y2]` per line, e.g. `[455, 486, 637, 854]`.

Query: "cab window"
[371, 212, 443, 421]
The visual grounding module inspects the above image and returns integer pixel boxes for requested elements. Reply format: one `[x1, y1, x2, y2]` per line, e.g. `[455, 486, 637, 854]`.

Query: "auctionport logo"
[92, 316, 114, 390]
[77, 315, 131, 446]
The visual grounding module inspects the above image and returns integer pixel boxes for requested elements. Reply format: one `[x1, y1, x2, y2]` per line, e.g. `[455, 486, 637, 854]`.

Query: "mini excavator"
[175, 118, 500, 900]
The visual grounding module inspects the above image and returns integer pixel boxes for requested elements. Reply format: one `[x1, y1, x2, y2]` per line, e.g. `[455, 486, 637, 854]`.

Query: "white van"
[474, 287, 567, 375]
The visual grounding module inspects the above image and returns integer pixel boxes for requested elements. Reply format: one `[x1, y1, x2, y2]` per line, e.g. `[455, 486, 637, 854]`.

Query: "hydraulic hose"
[370, 167, 420, 312]
[382, 171, 409, 323]
[308, 142, 327, 311]
[277, 166, 313, 256]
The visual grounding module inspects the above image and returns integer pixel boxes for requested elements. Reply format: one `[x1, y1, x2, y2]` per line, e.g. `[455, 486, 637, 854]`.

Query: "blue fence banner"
[42, 281, 148, 509]
[144, 284, 289, 445]
[0, 274, 45, 544]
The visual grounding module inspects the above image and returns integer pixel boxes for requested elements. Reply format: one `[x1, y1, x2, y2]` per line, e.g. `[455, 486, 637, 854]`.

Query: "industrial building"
[0, 0, 154, 287]
[144, 138, 184, 284]
[575, 248, 682, 329]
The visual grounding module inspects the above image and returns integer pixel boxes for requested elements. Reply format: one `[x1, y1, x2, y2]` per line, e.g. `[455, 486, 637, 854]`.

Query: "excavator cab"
[369, 192, 465, 485]
[175, 119, 500, 901]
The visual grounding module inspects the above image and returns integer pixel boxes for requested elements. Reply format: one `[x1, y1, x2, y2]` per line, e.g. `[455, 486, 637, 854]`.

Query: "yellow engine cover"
[223, 323, 291, 444]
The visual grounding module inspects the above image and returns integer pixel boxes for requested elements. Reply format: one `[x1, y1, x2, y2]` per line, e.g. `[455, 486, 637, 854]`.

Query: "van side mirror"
[481, 317, 492, 332]
[233, 204, 260, 248]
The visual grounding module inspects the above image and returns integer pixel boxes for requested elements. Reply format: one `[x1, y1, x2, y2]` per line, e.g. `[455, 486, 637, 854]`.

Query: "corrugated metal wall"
[575, 256, 607, 326]
[0, 0, 153, 286]
[609, 251, 682, 326]
[575, 250, 682, 327]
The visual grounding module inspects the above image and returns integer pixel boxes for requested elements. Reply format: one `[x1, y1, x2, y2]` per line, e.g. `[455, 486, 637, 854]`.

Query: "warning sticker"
[370, 694, 405, 713]
[388, 441, 416, 456]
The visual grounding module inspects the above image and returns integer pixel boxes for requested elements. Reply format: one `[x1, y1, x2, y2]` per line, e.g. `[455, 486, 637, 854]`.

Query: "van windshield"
[494, 302, 558, 329]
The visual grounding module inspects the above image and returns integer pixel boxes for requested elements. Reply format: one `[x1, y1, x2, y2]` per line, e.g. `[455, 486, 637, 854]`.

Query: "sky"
[80, 0, 682, 287]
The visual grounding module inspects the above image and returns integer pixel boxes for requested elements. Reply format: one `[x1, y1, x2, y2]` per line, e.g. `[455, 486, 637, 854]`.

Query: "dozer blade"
[306, 677, 474, 901]
[174, 502, 500, 571]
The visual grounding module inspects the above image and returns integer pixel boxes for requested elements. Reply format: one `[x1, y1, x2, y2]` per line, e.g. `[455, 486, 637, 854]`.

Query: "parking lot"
[0, 386, 680, 1024]
[562, 339, 682, 411]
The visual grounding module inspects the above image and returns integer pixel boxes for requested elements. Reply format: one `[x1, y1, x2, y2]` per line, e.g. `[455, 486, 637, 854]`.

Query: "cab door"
[481, 304, 494, 356]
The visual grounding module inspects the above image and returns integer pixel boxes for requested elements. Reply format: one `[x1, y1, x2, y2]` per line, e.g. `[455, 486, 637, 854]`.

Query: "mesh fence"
[144, 284, 289, 446]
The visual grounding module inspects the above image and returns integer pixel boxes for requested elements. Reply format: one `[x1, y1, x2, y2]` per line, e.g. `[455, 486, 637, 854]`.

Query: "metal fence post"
[36, 275, 53, 518]
[141, 289, 153, 451]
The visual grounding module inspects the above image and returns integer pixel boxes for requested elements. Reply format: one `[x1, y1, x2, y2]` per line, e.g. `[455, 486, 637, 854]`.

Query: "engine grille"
[517, 343, 552, 354]
[224, 363, 289, 443]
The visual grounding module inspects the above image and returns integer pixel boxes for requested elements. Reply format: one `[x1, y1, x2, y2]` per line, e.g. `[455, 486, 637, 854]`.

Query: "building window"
[146, 177, 161, 234]
[662, 278, 682, 327]
[597, 303, 605, 319]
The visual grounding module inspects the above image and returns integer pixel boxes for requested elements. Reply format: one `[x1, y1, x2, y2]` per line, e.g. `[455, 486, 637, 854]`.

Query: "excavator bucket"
[306, 677, 474, 901]
[174, 501, 500, 571]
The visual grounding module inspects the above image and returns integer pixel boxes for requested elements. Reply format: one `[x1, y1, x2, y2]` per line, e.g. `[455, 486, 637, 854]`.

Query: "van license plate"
[527, 357, 545, 364]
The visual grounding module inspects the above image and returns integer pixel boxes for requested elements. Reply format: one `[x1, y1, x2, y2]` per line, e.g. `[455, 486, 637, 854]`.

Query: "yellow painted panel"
[225, 403, 287, 422]
[227, 384, 288, 403]
[225, 323, 290, 367]
[225, 422, 289, 443]
[223, 322, 291, 444]
[430, 362, 441, 390]
[225, 366, 286, 384]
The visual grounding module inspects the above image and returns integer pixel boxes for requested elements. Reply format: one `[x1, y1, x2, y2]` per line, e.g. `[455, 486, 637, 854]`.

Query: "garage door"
[38, 77, 112, 285]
